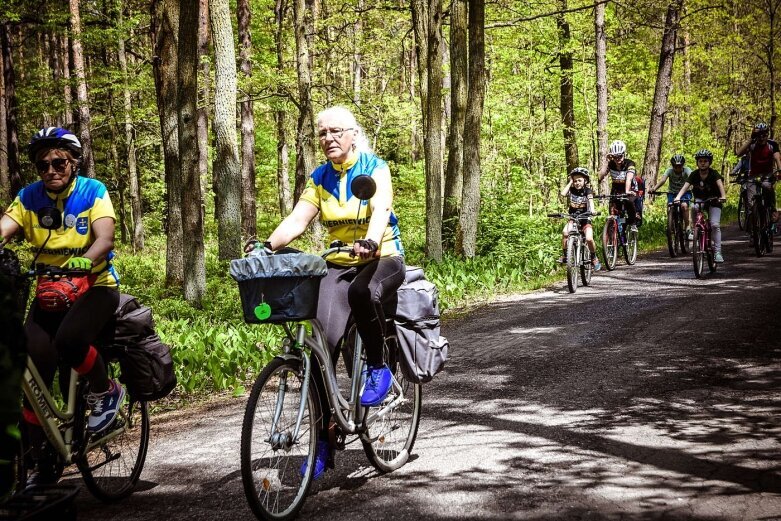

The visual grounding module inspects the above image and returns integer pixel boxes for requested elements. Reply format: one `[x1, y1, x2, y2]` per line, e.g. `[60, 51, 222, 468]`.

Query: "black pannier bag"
[391, 266, 449, 384]
[102, 294, 176, 401]
[230, 249, 328, 324]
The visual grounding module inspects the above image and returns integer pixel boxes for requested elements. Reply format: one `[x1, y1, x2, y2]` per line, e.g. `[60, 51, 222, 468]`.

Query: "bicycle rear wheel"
[78, 398, 149, 501]
[601, 220, 618, 271]
[566, 235, 578, 293]
[692, 228, 705, 279]
[241, 357, 318, 521]
[624, 229, 638, 265]
[362, 342, 421, 473]
[678, 212, 689, 254]
[737, 192, 747, 230]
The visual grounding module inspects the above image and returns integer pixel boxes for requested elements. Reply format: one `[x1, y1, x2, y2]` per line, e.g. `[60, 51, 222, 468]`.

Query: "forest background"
[0, 0, 778, 397]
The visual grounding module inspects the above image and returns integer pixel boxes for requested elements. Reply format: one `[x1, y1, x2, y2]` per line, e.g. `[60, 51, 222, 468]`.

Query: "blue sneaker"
[300, 440, 330, 480]
[87, 379, 125, 434]
[360, 364, 392, 407]
[592, 258, 602, 272]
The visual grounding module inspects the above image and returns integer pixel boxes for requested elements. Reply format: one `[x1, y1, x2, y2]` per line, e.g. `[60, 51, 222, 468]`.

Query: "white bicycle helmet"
[608, 140, 627, 156]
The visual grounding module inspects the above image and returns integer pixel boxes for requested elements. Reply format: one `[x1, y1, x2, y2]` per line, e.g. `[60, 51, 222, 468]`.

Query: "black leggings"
[611, 195, 637, 225]
[24, 286, 118, 407]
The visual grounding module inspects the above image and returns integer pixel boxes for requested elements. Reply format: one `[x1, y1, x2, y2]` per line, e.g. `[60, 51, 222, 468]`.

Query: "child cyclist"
[650, 154, 693, 239]
[674, 149, 727, 262]
[558, 167, 602, 271]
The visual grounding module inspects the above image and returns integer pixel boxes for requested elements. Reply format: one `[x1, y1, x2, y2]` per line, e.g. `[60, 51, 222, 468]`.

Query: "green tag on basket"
[254, 302, 271, 321]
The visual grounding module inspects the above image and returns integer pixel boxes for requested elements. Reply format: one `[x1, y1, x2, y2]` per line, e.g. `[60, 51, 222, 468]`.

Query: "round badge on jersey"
[64, 214, 77, 228]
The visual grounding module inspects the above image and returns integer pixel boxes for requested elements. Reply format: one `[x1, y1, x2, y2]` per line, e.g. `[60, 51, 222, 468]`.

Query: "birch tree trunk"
[353, 0, 363, 105]
[765, 0, 779, 133]
[118, 15, 144, 251]
[238, 0, 257, 237]
[442, 0, 467, 250]
[198, 0, 210, 211]
[293, 0, 317, 202]
[457, 0, 485, 258]
[595, 0, 608, 194]
[210, 0, 242, 260]
[69, 0, 95, 179]
[642, 0, 682, 187]
[59, 33, 74, 128]
[178, 0, 206, 306]
[274, 0, 293, 216]
[152, 0, 184, 287]
[557, 0, 579, 174]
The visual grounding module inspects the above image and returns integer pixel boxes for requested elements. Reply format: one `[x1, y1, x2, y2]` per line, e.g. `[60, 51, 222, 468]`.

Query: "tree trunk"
[199, 0, 210, 215]
[238, 0, 257, 238]
[152, 0, 184, 288]
[557, 0, 579, 174]
[457, 0, 485, 258]
[352, 0, 363, 105]
[118, 14, 144, 251]
[69, 0, 95, 179]
[0, 42, 7, 202]
[594, 0, 608, 194]
[1, 24, 20, 198]
[178, 0, 206, 306]
[210, 0, 242, 261]
[293, 0, 317, 202]
[274, 0, 293, 216]
[442, 0, 467, 250]
[765, 0, 778, 134]
[642, 0, 682, 188]
[60, 33, 74, 128]
[411, 0, 444, 261]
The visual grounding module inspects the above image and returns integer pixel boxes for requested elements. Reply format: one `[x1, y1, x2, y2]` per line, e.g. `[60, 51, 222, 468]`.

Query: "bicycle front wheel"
[566, 235, 578, 293]
[666, 210, 677, 257]
[362, 353, 422, 473]
[580, 243, 593, 286]
[752, 202, 765, 257]
[241, 357, 318, 521]
[624, 229, 638, 265]
[79, 398, 150, 501]
[692, 228, 705, 279]
[737, 192, 747, 230]
[601, 220, 618, 271]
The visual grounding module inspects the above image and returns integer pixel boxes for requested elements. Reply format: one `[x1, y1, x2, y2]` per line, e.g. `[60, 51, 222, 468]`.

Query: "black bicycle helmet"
[693, 149, 713, 162]
[569, 166, 590, 183]
[670, 154, 685, 166]
[27, 127, 82, 162]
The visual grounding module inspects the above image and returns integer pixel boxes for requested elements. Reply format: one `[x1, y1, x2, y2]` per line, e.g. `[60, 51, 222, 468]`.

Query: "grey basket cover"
[230, 251, 328, 281]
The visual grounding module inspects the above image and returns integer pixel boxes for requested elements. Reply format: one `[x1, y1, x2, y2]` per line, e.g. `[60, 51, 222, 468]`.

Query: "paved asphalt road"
[75, 223, 781, 520]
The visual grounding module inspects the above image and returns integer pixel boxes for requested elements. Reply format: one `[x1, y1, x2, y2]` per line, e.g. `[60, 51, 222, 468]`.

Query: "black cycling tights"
[24, 286, 119, 404]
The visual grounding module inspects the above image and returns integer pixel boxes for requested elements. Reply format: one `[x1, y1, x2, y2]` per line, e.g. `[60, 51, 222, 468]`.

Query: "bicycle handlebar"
[594, 194, 632, 201]
[546, 212, 600, 219]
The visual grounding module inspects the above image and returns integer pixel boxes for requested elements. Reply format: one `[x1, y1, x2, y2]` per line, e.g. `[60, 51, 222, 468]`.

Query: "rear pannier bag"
[103, 293, 176, 401]
[392, 267, 449, 384]
[230, 249, 328, 324]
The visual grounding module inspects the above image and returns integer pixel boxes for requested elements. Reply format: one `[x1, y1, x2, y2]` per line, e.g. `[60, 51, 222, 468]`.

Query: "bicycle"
[691, 197, 721, 278]
[238, 191, 422, 519]
[651, 191, 689, 257]
[547, 211, 599, 293]
[596, 194, 638, 270]
[1, 209, 149, 502]
[745, 174, 776, 257]
[730, 171, 749, 231]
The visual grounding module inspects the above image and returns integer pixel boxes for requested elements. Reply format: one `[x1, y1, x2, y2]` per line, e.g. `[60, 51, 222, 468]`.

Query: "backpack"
[102, 294, 177, 401]
[391, 267, 449, 384]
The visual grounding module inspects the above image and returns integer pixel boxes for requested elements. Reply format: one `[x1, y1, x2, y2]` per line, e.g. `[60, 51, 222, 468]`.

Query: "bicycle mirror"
[351, 175, 376, 201]
[37, 207, 62, 230]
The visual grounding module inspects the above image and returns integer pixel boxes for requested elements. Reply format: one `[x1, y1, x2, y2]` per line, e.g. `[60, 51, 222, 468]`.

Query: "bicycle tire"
[78, 398, 150, 501]
[692, 228, 705, 279]
[566, 235, 578, 293]
[737, 192, 747, 231]
[580, 242, 593, 286]
[241, 357, 318, 521]
[602, 219, 618, 271]
[624, 229, 638, 265]
[361, 350, 422, 473]
[765, 207, 774, 253]
[752, 201, 766, 257]
[666, 209, 677, 257]
[678, 210, 689, 254]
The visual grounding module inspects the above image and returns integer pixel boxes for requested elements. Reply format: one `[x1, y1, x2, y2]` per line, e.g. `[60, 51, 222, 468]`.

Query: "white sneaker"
[714, 252, 724, 263]
[629, 225, 638, 233]
[87, 379, 126, 434]
[687, 229, 693, 241]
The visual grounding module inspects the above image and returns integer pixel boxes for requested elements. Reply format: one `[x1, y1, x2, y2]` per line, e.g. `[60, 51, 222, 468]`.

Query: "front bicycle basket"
[230, 250, 328, 324]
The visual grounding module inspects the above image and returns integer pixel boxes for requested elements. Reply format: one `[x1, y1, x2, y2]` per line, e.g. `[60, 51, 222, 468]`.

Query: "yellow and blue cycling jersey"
[300, 151, 404, 266]
[4, 175, 119, 287]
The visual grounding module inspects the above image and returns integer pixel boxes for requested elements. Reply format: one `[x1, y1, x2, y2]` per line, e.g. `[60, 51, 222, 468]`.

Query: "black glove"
[355, 238, 379, 254]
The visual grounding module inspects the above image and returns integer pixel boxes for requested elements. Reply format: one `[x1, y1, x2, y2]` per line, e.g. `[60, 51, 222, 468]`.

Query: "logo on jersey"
[64, 214, 76, 228]
[75, 217, 89, 235]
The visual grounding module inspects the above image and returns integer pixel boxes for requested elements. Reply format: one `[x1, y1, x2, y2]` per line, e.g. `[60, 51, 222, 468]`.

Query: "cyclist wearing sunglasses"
[597, 140, 639, 232]
[252, 106, 405, 479]
[0, 127, 124, 485]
